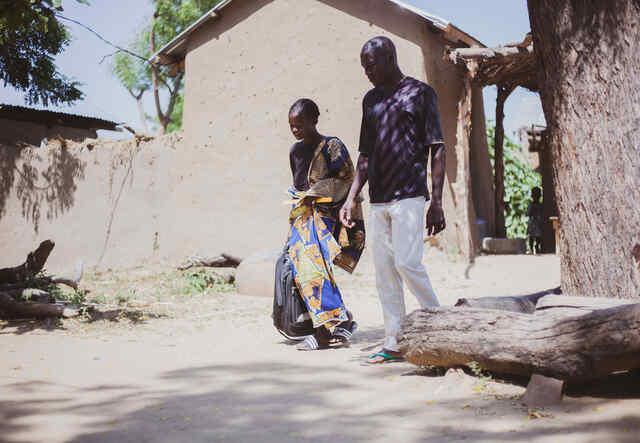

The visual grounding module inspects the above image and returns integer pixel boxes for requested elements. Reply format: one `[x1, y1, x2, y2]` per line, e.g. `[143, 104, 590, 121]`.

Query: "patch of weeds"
[182, 270, 235, 295]
[51, 287, 88, 306]
[467, 361, 493, 383]
[116, 288, 136, 305]
[185, 271, 211, 294]
[87, 294, 108, 304]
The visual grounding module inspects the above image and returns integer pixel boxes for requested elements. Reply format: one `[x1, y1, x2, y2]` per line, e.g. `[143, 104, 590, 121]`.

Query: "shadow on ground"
[2, 360, 640, 443]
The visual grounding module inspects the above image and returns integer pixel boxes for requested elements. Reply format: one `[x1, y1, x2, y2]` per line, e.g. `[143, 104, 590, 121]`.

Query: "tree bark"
[399, 305, 640, 381]
[150, 12, 167, 135]
[453, 76, 477, 261]
[129, 89, 150, 135]
[178, 253, 243, 270]
[0, 293, 77, 319]
[0, 240, 54, 284]
[528, 1, 640, 298]
[493, 85, 514, 238]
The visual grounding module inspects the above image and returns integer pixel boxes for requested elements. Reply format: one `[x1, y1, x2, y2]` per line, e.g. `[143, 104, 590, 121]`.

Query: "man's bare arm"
[339, 154, 368, 228]
[426, 143, 446, 235]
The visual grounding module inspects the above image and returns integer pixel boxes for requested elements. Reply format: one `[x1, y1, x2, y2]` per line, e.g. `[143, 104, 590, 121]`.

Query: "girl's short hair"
[289, 98, 320, 121]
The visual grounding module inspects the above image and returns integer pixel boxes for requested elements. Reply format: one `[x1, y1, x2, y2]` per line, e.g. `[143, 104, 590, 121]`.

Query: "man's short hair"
[361, 36, 397, 63]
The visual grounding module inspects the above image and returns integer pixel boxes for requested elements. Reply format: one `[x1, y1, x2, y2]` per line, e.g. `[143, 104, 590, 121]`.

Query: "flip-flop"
[296, 335, 329, 351]
[366, 351, 404, 364]
[330, 321, 358, 346]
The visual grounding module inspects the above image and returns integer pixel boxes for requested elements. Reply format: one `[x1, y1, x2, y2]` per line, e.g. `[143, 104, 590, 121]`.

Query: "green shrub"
[487, 124, 541, 238]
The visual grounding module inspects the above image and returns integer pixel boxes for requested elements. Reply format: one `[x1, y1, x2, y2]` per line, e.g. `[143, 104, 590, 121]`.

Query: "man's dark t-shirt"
[358, 76, 444, 204]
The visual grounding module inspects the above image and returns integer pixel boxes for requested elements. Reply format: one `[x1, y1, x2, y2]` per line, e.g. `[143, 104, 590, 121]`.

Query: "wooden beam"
[450, 45, 533, 61]
[169, 59, 185, 77]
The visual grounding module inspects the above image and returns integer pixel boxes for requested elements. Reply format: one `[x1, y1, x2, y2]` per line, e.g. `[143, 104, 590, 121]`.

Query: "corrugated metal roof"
[386, 0, 449, 29]
[0, 104, 119, 131]
[151, 0, 483, 62]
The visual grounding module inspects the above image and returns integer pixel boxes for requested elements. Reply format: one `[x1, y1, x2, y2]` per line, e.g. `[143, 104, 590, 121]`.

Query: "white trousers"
[370, 196, 440, 352]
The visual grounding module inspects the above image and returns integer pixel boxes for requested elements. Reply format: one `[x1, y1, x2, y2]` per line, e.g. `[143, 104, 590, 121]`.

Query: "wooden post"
[453, 76, 477, 262]
[494, 85, 514, 238]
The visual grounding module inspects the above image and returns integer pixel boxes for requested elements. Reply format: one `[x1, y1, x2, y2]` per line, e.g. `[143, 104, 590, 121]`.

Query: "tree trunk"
[0, 293, 77, 319]
[132, 90, 150, 135]
[528, 1, 640, 298]
[493, 85, 514, 238]
[150, 12, 168, 135]
[0, 240, 54, 284]
[399, 305, 640, 381]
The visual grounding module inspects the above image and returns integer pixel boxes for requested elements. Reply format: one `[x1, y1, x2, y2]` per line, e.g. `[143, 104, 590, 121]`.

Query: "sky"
[0, 0, 545, 140]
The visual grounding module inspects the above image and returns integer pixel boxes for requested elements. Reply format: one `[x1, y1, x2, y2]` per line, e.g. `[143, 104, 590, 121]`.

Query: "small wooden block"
[523, 374, 564, 407]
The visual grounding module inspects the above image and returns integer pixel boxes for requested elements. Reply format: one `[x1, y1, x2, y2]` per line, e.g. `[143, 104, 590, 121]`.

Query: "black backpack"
[273, 250, 314, 340]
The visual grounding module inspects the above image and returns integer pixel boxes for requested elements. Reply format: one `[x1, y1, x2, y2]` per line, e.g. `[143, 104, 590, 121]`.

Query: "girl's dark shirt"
[289, 140, 317, 191]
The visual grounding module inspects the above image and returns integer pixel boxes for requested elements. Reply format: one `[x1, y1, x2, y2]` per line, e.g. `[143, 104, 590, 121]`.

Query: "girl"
[527, 186, 543, 254]
[286, 98, 365, 351]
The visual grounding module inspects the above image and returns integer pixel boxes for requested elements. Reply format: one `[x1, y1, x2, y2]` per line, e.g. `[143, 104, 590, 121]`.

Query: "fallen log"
[398, 304, 640, 381]
[0, 293, 78, 319]
[454, 287, 561, 314]
[0, 240, 54, 284]
[534, 294, 634, 317]
[178, 253, 242, 270]
[6, 288, 54, 303]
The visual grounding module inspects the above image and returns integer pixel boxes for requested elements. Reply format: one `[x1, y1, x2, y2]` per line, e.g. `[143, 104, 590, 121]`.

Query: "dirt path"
[2, 251, 639, 443]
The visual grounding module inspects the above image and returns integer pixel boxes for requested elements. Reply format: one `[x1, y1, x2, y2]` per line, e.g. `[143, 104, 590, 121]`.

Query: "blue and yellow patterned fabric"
[288, 205, 348, 327]
[287, 137, 365, 328]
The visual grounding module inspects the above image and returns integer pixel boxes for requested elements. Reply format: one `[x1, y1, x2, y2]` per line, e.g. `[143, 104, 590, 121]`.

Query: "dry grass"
[1, 264, 272, 336]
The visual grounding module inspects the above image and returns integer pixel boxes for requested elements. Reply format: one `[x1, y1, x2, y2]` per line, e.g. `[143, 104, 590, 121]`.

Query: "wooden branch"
[178, 253, 242, 270]
[454, 288, 560, 314]
[5, 289, 53, 303]
[399, 305, 640, 381]
[0, 240, 55, 284]
[504, 32, 533, 48]
[450, 45, 533, 61]
[0, 293, 78, 319]
[534, 294, 635, 318]
[50, 277, 78, 291]
[50, 259, 84, 291]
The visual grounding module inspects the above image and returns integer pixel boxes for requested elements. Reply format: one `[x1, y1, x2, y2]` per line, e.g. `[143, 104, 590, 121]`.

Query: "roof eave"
[151, 0, 485, 63]
[149, 0, 233, 63]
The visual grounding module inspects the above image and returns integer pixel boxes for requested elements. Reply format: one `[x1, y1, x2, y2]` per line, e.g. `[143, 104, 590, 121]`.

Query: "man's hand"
[339, 198, 356, 228]
[426, 202, 446, 236]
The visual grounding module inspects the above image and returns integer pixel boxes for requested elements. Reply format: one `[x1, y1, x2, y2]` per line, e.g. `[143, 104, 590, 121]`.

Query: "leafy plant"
[487, 124, 542, 238]
[52, 287, 88, 306]
[183, 270, 235, 295]
[116, 289, 136, 305]
[0, 0, 88, 106]
[87, 294, 108, 304]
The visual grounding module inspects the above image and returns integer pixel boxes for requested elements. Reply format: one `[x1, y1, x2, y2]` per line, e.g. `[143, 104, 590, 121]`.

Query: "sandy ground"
[2, 250, 640, 443]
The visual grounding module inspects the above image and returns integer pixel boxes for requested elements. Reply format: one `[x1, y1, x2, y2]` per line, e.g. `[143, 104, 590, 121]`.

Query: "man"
[339, 36, 446, 364]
